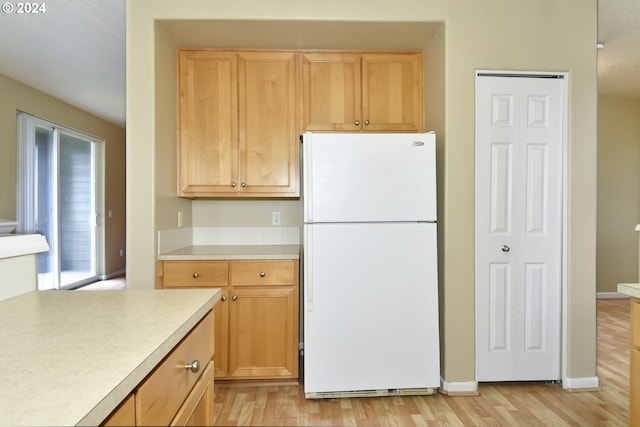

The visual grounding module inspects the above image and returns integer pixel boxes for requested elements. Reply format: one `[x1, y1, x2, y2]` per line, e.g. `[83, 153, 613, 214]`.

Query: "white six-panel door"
[476, 74, 564, 381]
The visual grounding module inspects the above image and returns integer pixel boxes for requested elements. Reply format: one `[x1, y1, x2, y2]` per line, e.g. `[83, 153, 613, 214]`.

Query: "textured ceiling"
[0, 0, 125, 127]
[0, 1, 635, 128]
[597, 0, 640, 99]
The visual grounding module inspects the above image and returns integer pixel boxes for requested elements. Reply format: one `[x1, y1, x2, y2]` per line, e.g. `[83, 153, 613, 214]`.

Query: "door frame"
[474, 70, 569, 386]
[16, 112, 106, 290]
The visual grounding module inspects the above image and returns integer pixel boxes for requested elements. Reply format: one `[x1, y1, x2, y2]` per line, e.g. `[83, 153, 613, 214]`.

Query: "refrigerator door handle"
[305, 226, 313, 311]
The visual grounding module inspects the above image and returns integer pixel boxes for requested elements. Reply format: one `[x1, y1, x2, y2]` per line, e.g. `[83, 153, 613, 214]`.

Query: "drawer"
[136, 310, 214, 426]
[163, 261, 228, 288]
[633, 298, 640, 348]
[170, 361, 214, 426]
[230, 261, 294, 286]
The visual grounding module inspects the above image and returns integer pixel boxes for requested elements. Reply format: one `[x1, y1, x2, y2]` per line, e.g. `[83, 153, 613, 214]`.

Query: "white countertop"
[0, 288, 221, 426]
[618, 283, 640, 299]
[0, 234, 49, 259]
[158, 244, 300, 260]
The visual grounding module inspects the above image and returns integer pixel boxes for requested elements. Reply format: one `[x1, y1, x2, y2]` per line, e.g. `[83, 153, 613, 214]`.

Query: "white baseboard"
[563, 376, 600, 391]
[440, 378, 478, 395]
[99, 269, 126, 280]
[596, 292, 629, 299]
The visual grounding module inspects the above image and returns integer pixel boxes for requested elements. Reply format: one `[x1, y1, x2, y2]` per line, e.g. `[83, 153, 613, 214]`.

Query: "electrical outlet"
[178, 210, 183, 228]
[119, 249, 124, 257]
[272, 211, 281, 226]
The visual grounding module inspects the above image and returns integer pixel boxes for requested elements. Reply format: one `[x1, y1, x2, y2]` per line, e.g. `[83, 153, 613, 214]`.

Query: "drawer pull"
[184, 360, 201, 373]
[260, 271, 266, 277]
[192, 272, 199, 279]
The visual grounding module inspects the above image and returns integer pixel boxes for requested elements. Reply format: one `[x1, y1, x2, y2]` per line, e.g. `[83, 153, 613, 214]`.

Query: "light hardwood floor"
[213, 298, 630, 426]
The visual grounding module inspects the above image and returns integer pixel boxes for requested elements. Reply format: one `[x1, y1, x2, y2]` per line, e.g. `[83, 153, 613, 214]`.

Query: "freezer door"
[303, 132, 436, 223]
[303, 222, 440, 394]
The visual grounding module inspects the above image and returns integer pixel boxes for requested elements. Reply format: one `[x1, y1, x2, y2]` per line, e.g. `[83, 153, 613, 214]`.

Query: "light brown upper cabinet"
[301, 51, 425, 132]
[178, 50, 299, 198]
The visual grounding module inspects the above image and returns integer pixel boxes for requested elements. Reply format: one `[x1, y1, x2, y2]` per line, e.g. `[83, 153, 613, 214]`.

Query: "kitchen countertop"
[0, 233, 49, 259]
[158, 244, 300, 260]
[0, 288, 221, 426]
[618, 283, 640, 299]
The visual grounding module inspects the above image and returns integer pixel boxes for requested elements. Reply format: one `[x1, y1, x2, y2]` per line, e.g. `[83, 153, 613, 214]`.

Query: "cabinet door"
[301, 52, 362, 131]
[237, 51, 299, 197]
[228, 286, 299, 379]
[178, 50, 238, 196]
[361, 53, 424, 132]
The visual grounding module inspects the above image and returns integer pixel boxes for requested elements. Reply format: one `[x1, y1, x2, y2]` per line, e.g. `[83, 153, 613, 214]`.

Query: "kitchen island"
[0, 288, 221, 426]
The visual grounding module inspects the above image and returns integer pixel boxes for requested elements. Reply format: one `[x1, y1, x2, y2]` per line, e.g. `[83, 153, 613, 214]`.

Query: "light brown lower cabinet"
[631, 298, 640, 426]
[161, 259, 299, 381]
[101, 310, 215, 426]
[102, 394, 135, 426]
[170, 361, 214, 426]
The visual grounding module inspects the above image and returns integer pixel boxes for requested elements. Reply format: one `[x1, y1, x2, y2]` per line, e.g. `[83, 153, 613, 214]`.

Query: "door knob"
[501, 245, 510, 252]
[184, 360, 201, 373]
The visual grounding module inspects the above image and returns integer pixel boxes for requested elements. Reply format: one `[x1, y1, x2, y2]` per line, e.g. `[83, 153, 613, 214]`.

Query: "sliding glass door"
[17, 113, 103, 290]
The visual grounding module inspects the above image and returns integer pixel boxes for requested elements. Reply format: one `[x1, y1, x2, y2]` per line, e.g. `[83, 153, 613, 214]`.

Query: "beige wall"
[597, 97, 640, 293]
[127, 0, 598, 385]
[0, 73, 126, 276]
[155, 23, 193, 234]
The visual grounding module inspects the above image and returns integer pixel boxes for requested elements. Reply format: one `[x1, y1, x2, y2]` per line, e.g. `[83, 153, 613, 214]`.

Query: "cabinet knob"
[192, 272, 199, 278]
[260, 271, 266, 277]
[221, 295, 227, 302]
[184, 360, 201, 373]
[241, 182, 246, 188]
[232, 295, 238, 301]
[364, 120, 369, 126]
[354, 120, 360, 125]
[501, 245, 511, 253]
[231, 181, 237, 188]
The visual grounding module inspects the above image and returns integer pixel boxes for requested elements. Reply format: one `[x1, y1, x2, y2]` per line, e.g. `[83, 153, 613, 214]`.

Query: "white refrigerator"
[302, 131, 440, 398]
